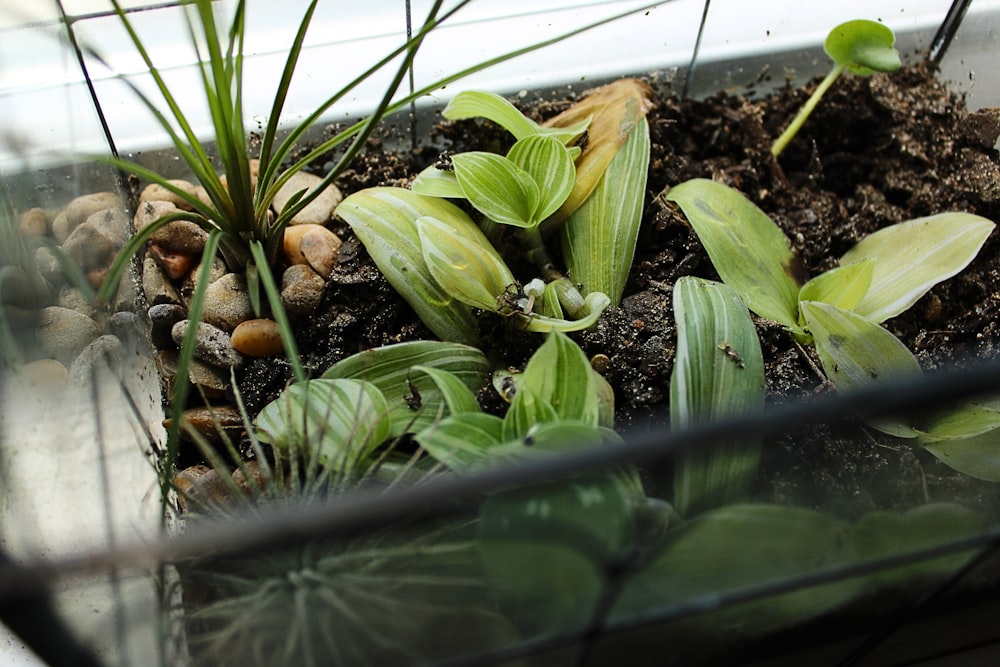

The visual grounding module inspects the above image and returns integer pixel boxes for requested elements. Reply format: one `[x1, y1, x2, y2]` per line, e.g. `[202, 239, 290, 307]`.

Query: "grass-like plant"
[771, 19, 901, 157]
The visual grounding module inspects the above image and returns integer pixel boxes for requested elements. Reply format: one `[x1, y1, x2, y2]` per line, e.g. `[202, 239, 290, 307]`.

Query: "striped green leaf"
[561, 116, 649, 305]
[841, 212, 995, 323]
[670, 277, 765, 516]
[323, 340, 491, 437]
[414, 412, 505, 471]
[336, 187, 481, 344]
[417, 215, 516, 311]
[452, 151, 539, 228]
[442, 90, 589, 143]
[521, 330, 599, 425]
[255, 378, 390, 473]
[411, 165, 464, 198]
[798, 259, 874, 323]
[667, 179, 803, 331]
[507, 135, 576, 223]
[520, 290, 610, 333]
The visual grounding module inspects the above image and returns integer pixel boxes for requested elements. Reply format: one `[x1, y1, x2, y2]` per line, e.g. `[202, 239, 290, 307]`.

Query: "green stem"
[519, 226, 589, 318]
[770, 64, 844, 158]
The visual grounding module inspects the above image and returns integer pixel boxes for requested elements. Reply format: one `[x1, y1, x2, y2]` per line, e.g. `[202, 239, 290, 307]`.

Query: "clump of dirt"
[234, 62, 1000, 520]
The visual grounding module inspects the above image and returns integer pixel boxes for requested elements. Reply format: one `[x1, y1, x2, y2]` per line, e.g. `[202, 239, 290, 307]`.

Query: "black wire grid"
[1, 0, 995, 665]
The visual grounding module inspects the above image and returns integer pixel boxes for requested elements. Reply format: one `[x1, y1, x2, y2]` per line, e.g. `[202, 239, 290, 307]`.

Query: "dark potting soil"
[233, 62, 1000, 521]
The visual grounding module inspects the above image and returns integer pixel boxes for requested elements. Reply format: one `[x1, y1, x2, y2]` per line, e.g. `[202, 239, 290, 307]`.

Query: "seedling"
[771, 20, 901, 157]
[666, 178, 994, 341]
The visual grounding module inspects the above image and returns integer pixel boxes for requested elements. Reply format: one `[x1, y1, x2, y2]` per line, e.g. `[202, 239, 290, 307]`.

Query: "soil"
[230, 62, 1000, 522]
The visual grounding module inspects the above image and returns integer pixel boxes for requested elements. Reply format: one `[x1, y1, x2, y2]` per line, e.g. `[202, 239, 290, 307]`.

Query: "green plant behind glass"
[771, 19, 901, 157]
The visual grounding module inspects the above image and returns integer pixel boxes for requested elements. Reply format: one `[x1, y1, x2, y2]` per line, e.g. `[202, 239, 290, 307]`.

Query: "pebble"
[34, 246, 65, 287]
[280, 263, 326, 315]
[58, 285, 98, 319]
[54, 191, 122, 242]
[157, 349, 230, 399]
[134, 200, 179, 233]
[172, 465, 234, 512]
[182, 256, 227, 297]
[108, 310, 142, 344]
[142, 254, 182, 306]
[62, 219, 116, 271]
[84, 206, 130, 247]
[150, 220, 209, 254]
[283, 223, 341, 278]
[231, 318, 285, 357]
[171, 319, 243, 368]
[138, 180, 199, 210]
[36, 306, 100, 364]
[201, 273, 254, 332]
[18, 208, 49, 238]
[0, 267, 41, 308]
[273, 171, 342, 226]
[164, 405, 244, 446]
[13, 358, 69, 388]
[148, 303, 188, 349]
[149, 243, 194, 280]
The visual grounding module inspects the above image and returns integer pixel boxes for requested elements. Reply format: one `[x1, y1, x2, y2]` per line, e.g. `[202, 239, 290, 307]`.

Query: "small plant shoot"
[771, 20, 901, 157]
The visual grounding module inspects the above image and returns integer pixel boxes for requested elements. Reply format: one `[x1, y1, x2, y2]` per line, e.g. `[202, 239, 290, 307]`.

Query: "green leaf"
[922, 430, 1000, 481]
[670, 277, 765, 516]
[452, 151, 539, 228]
[801, 301, 921, 438]
[336, 187, 481, 344]
[322, 340, 491, 437]
[613, 504, 858, 635]
[825, 19, 901, 76]
[797, 259, 874, 323]
[506, 135, 576, 223]
[442, 90, 589, 143]
[561, 116, 649, 305]
[408, 364, 481, 415]
[667, 179, 802, 330]
[502, 384, 561, 443]
[414, 412, 505, 471]
[477, 473, 635, 634]
[417, 215, 516, 311]
[521, 330, 600, 426]
[841, 212, 995, 323]
[410, 165, 465, 198]
[255, 379, 390, 473]
[520, 290, 611, 333]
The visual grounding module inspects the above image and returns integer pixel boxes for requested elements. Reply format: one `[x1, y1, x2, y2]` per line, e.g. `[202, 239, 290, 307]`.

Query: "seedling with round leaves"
[771, 19, 901, 157]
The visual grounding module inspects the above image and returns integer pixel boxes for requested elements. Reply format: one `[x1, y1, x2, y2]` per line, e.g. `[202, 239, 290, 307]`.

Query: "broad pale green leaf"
[414, 412, 504, 471]
[801, 301, 921, 438]
[255, 378, 390, 472]
[850, 504, 984, 584]
[442, 90, 590, 144]
[919, 404, 1000, 441]
[825, 19, 901, 76]
[452, 151, 539, 228]
[408, 364, 481, 416]
[521, 330, 599, 426]
[322, 339, 491, 436]
[477, 472, 635, 634]
[410, 164, 464, 198]
[922, 430, 1000, 481]
[336, 187, 480, 344]
[613, 504, 858, 634]
[417, 215, 516, 311]
[670, 277, 765, 516]
[841, 212, 995, 323]
[561, 116, 649, 306]
[520, 290, 610, 333]
[797, 259, 874, 321]
[667, 179, 802, 330]
[506, 135, 576, 223]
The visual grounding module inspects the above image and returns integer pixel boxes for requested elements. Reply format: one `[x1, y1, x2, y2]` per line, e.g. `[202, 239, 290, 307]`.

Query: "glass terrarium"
[2, 1, 999, 665]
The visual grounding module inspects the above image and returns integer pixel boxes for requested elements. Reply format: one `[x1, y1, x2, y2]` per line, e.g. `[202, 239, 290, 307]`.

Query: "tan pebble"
[142, 254, 181, 305]
[151, 219, 208, 254]
[233, 461, 268, 497]
[283, 224, 341, 278]
[201, 273, 254, 332]
[133, 200, 179, 232]
[58, 286, 98, 319]
[18, 208, 49, 238]
[156, 349, 230, 398]
[62, 220, 115, 270]
[164, 405, 244, 446]
[14, 359, 69, 388]
[138, 180, 199, 210]
[232, 318, 285, 357]
[86, 267, 109, 291]
[64, 191, 122, 226]
[149, 243, 194, 280]
[36, 306, 99, 363]
[84, 207, 129, 247]
[172, 465, 233, 513]
[280, 264, 325, 315]
[183, 256, 227, 297]
[274, 171, 342, 225]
